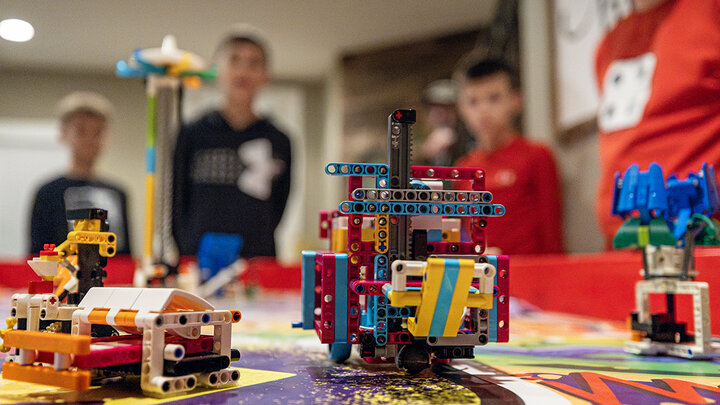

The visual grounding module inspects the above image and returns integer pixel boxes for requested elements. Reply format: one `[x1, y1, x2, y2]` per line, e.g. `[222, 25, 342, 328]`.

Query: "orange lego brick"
[3, 330, 91, 354]
[87, 309, 138, 327]
[2, 362, 90, 390]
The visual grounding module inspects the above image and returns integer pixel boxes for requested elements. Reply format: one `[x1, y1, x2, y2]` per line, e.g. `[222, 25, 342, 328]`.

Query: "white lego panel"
[131, 288, 214, 312]
[27, 258, 58, 278]
[104, 288, 145, 309]
[78, 287, 116, 309]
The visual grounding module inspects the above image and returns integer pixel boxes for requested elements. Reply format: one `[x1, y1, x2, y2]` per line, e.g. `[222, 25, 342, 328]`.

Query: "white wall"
[0, 69, 146, 258]
[0, 118, 68, 257]
[519, 0, 605, 253]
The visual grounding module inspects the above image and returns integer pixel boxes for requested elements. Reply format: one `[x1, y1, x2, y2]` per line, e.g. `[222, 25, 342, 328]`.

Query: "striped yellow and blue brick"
[408, 258, 486, 337]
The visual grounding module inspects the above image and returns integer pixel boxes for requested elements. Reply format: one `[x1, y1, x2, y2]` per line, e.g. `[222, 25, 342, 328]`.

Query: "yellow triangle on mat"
[0, 367, 295, 404]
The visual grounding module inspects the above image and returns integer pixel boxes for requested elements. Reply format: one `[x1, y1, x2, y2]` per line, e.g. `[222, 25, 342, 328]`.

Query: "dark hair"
[214, 35, 268, 65]
[464, 59, 519, 89]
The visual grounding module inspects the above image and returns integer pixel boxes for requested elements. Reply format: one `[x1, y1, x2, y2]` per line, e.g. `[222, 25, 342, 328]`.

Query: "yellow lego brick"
[638, 225, 650, 247]
[407, 317, 419, 335]
[3, 362, 91, 391]
[391, 291, 491, 310]
[66, 231, 117, 257]
[72, 218, 102, 232]
[144, 174, 156, 257]
[442, 229, 460, 243]
[408, 258, 445, 337]
[361, 224, 374, 241]
[442, 259, 476, 336]
[466, 293, 493, 308]
[4, 330, 91, 355]
[331, 228, 348, 253]
[441, 218, 461, 242]
[361, 227, 374, 241]
[388, 290, 421, 307]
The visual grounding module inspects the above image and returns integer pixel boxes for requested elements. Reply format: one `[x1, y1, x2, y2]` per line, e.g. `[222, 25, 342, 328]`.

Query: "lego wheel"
[328, 343, 352, 363]
[396, 343, 430, 374]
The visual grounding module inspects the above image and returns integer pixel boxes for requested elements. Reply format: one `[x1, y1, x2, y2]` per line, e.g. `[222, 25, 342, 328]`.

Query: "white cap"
[422, 80, 459, 106]
[215, 23, 271, 64]
[56, 91, 114, 124]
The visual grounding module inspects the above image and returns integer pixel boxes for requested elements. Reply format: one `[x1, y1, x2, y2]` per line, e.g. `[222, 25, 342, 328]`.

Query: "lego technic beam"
[338, 201, 505, 217]
[388, 109, 415, 261]
[350, 188, 493, 203]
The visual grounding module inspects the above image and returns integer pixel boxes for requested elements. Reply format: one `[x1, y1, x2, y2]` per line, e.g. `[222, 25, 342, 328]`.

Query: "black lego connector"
[66, 208, 108, 221]
[390, 109, 416, 124]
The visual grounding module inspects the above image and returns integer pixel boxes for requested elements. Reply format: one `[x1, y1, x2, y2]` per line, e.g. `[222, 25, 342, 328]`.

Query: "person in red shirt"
[595, 0, 720, 246]
[455, 59, 564, 254]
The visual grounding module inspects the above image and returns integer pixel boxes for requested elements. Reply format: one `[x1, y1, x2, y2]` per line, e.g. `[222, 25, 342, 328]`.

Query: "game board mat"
[0, 292, 718, 404]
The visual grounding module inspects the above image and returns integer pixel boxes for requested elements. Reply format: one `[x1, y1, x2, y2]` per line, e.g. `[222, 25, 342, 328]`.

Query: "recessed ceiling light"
[0, 19, 35, 42]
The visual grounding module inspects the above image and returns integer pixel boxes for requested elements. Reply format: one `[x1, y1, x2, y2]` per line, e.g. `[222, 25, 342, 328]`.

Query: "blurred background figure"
[418, 79, 474, 166]
[4, 1, 605, 261]
[455, 59, 564, 254]
[29, 91, 131, 254]
[173, 27, 292, 258]
[594, 0, 720, 247]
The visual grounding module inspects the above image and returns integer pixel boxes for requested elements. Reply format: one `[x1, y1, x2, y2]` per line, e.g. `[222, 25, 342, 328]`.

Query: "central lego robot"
[293, 109, 509, 373]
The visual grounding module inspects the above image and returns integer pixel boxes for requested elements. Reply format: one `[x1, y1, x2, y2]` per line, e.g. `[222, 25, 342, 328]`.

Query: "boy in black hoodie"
[173, 29, 291, 258]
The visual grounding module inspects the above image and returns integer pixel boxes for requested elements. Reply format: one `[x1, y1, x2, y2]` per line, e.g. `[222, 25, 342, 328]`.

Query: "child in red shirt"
[456, 60, 563, 254]
[595, 0, 720, 246]
[455, 60, 564, 254]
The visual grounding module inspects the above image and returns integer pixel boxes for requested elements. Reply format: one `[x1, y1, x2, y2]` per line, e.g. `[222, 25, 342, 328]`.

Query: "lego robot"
[117, 35, 216, 286]
[293, 109, 509, 373]
[1, 209, 241, 397]
[612, 162, 720, 358]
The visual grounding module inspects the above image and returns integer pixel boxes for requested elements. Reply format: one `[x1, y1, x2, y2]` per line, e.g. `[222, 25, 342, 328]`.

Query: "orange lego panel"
[4, 330, 91, 354]
[2, 362, 91, 391]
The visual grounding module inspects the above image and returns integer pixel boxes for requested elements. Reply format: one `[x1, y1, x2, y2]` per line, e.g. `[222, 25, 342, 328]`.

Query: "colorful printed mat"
[0, 290, 718, 404]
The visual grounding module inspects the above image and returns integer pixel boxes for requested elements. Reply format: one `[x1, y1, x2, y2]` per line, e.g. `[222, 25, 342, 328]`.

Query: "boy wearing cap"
[29, 91, 131, 254]
[172, 31, 291, 258]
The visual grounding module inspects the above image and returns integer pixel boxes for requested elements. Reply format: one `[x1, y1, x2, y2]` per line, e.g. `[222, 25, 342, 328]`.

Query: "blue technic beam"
[338, 201, 505, 217]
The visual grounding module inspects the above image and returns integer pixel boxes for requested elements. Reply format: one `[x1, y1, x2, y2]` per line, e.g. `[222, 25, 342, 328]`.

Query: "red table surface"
[2, 248, 718, 334]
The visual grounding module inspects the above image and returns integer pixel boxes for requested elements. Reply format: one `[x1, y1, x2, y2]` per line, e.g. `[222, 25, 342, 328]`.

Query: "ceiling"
[0, 0, 497, 80]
